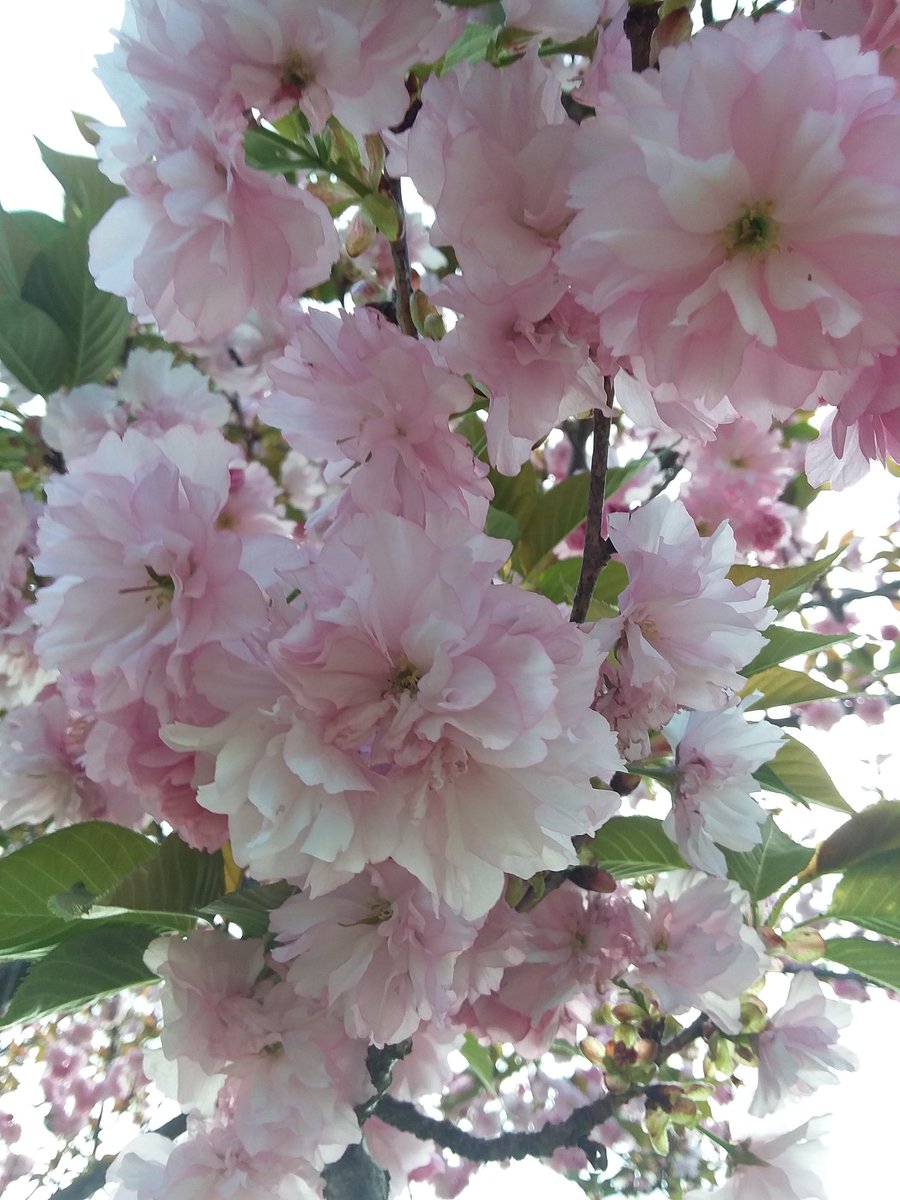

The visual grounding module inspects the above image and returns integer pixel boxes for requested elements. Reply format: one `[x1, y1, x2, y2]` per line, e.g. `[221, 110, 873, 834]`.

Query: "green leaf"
[752, 733, 853, 813]
[95, 834, 226, 926]
[2, 924, 159, 1027]
[811, 802, 900, 875]
[729, 547, 843, 614]
[592, 559, 628, 607]
[200, 882, 297, 937]
[484, 506, 520, 544]
[742, 627, 848, 677]
[243, 126, 316, 173]
[0, 207, 65, 295]
[22, 225, 130, 386]
[440, 23, 497, 72]
[488, 461, 540, 527]
[460, 1032, 496, 1094]
[722, 817, 812, 901]
[359, 193, 399, 242]
[36, 141, 125, 227]
[828, 852, 900, 939]
[519, 473, 589, 576]
[0, 295, 72, 393]
[825, 938, 900, 990]
[533, 557, 581, 604]
[582, 816, 686, 879]
[743, 666, 844, 710]
[0, 823, 157, 960]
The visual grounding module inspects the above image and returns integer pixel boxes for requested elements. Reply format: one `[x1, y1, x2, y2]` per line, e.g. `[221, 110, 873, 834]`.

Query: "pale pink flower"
[501, 0, 609, 41]
[271, 861, 481, 1045]
[0, 688, 141, 829]
[32, 427, 269, 714]
[44, 350, 230, 463]
[146, 931, 269, 1086]
[663, 704, 782, 876]
[630, 871, 767, 1032]
[439, 279, 608, 474]
[90, 109, 338, 343]
[594, 497, 772, 744]
[686, 1118, 828, 1200]
[801, 0, 900, 80]
[806, 352, 900, 489]
[264, 306, 490, 526]
[680, 419, 795, 551]
[102, 0, 461, 136]
[169, 511, 621, 918]
[0, 472, 29, 632]
[408, 52, 576, 299]
[752, 972, 857, 1117]
[559, 16, 900, 415]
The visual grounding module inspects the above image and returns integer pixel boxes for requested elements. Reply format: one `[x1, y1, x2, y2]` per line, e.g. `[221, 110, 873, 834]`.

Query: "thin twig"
[571, 380, 614, 623]
[48, 1115, 187, 1200]
[381, 174, 417, 339]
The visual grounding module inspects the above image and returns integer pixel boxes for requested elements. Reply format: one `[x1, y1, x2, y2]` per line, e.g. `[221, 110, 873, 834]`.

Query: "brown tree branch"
[571, 380, 614, 624]
[380, 174, 417, 339]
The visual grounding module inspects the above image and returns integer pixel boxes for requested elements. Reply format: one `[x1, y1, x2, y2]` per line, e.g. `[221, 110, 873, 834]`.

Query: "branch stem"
[571, 382, 614, 623]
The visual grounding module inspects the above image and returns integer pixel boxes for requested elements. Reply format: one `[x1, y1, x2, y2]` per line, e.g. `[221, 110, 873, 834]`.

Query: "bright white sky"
[1, 3, 899, 1198]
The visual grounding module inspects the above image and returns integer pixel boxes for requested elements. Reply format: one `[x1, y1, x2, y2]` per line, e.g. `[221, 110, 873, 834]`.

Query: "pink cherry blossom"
[264, 306, 490, 527]
[32, 427, 269, 714]
[593, 497, 772, 753]
[90, 109, 339, 343]
[663, 704, 782, 876]
[806, 352, 900, 489]
[101, 0, 462, 136]
[558, 16, 900, 417]
[501, 0, 610, 42]
[801, 0, 900, 80]
[271, 860, 481, 1045]
[630, 871, 767, 1032]
[408, 52, 576, 300]
[752, 972, 857, 1116]
[686, 1118, 829, 1200]
[169, 511, 621, 918]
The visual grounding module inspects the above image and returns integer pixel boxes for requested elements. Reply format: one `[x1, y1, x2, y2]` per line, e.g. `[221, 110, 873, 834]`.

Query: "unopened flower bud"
[344, 210, 376, 258]
[781, 929, 827, 963]
[580, 1036, 606, 1066]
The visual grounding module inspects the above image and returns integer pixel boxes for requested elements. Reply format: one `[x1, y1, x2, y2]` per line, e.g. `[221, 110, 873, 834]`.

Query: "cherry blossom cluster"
[2, 1, 899, 1198]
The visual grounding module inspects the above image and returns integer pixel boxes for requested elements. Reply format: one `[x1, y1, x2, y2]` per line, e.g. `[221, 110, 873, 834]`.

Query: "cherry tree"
[0, 1, 899, 1198]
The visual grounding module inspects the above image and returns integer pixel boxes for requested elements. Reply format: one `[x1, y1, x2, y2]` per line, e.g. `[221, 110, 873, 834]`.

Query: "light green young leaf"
[828, 852, 900, 940]
[810, 802, 900, 875]
[825, 938, 900, 990]
[743, 666, 844, 710]
[752, 733, 853, 814]
[741, 627, 848, 677]
[460, 1032, 497, 1095]
[722, 817, 812, 902]
[582, 815, 686, 879]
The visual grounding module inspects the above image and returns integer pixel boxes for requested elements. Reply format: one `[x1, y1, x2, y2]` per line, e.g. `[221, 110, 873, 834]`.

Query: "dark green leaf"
[812, 802, 900, 875]
[2, 924, 159, 1027]
[743, 666, 844, 710]
[22, 225, 130, 385]
[828, 852, 900, 939]
[0, 823, 157, 960]
[0, 207, 65, 295]
[592, 559, 628, 607]
[742, 627, 848, 677]
[96, 834, 226, 925]
[0, 295, 71, 393]
[200, 882, 297, 937]
[825, 938, 900, 990]
[36, 141, 125, 227]
[582, 816, 686, 879]
[752, 733, 853, 813]
[519, 473, 589, 576]
[722, 817, 812, 901]
[460, 1032, 496, 1094]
